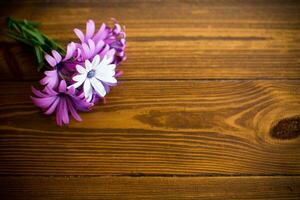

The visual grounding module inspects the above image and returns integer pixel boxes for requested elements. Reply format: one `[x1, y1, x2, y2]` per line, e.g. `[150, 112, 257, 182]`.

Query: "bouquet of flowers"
[7, 17, 126, 125]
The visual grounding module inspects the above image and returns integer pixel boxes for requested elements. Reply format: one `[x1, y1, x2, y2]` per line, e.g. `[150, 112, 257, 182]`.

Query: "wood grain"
[1, 176, 299, 200]
[0, 81, 299, 176]
[0, 0, 300, 80]
[1, 0, 300, 199]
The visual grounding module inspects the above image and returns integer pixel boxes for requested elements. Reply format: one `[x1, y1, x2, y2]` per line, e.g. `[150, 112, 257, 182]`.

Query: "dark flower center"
[56, 62, 63, 70]
[87, 70, 96, 78]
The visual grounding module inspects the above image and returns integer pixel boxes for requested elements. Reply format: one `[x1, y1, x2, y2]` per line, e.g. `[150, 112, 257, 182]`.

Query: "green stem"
[6, 17, 66, 71]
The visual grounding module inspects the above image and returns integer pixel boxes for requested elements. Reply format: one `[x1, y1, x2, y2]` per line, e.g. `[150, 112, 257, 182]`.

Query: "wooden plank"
[0, 0, 300, 80]
[0, 176, 299, 200]
[0, 81, 299, 175]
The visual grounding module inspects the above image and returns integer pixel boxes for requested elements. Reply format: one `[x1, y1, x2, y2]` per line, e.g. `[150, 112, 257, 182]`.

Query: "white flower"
[70, 55, 117, 102]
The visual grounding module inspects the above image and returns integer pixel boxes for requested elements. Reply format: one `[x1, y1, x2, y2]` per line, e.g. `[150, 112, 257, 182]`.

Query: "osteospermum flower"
[69, 55, 117, 102]
[73, 19, 126, 64]
[31, 80, 93, 126]
[9, 17, 126, 125]
[40, 50, 62, 89]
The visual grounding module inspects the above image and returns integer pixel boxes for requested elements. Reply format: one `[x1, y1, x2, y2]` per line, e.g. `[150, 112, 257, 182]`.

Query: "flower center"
[87, 70, 96, 78]
[56, 62, 63, 70]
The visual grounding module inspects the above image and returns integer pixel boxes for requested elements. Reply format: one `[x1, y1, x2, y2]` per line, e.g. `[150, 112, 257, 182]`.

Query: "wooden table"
[0, 0, 300, 199]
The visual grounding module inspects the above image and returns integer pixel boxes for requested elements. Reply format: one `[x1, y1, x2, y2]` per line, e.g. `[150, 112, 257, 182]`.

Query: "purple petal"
[88, 39, 95, 57]
[86, 19, 95, 40]
[31, 86, 47, 97]
[67, 86, 76, 95]
[115, 70, 123, 77]
[44, 97, 59, 115]
[66, 98, 82, 122]
[56, 101, 63, 126]
[43, 86, 58, 96]
[58, 80, 67, 93]
[63, 42, 76, 61]
[98, 45, 110, 59]
[40, 70, 59, 89]
[75, 48, 82, 61]
[70, 95, 93, 111]
[44, 70, 57, 76]
[113, 23, 121, 34]
[74, 28, 85, 43]
[95, 40, 105, 54]
[31, 96, 56, 109]
[51, 50, 62, 63]
[60, 98, 69, 125]
[93, 23, 107, 42]
[45, 54, 57, 67]
[82, 43, 91, 59]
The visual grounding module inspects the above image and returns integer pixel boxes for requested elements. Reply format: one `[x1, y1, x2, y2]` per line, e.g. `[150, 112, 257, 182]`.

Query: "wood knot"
[270, 116, 300, 139]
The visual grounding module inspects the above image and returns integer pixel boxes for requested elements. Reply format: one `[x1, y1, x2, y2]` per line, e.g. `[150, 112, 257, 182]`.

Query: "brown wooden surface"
[1, 176, 300, 200]
[0, 0, 300, 199]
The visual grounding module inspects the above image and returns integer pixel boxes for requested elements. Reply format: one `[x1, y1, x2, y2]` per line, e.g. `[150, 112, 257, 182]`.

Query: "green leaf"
[6, 17, 66, 72]
[34, 46, 45, 71]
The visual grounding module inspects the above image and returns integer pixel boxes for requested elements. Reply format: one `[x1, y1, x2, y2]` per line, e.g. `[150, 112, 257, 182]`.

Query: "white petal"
[69, 75, 86, 89]
[99, 55, 110, 66]
[83, 79, 92, 99]
[86, 92, 93, 102]
[96, 68, 115, 78]
[90, 78, 106, 97]
[97, 76, 117, 85]
[85, 59, 92, 71]
[69, 81, 82, 89]
[107, 64, 116, 70]
[76, 64, 87, 74]
[73, 74, 86, 82]
[92, 55, 100, 68]
[104, 55, 114, 65]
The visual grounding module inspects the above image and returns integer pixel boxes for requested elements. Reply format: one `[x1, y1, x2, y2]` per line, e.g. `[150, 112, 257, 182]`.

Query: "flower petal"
[43, 86, 58, 96]
[31, 96, 57, 109]
[56, 101, 63, 126]
[45, 54, 57, 67]
[58, 80, 67, 93]
[97, 75, 117, 86]
[31, 86, 47, 97]
[93, 23, 107, 42]
[40, 70, 59, 89]
[66, 98, 82, 122]
[90, 78, 106, 97]
[60, 98, 69, 125]
[92, 55, 100, 68]
[83, 79, 92, 100]
[86, 19, 95, 40]
[74, 28, 85, 43]
[76, 64, 87, 74]
[51, 50, 62, 63]
[44, 97, 59, 115]
[63, 42, 76, 61]
[82, 43, 91, 59]
[73, 74, 86, 82]
[85, 59, 92, 71]
[95, 40, 105, 54]
[88, 39, 95, 57]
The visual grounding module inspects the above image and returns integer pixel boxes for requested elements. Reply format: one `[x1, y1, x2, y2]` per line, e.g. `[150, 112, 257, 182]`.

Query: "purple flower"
[31, 19, 126, 125]
[73, 19, 126, 65]
[40, 50, 62, 89]
[31, 80, 93, 126]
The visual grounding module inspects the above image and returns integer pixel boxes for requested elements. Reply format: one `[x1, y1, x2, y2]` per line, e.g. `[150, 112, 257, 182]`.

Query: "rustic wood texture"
[0, 0, 300, 80]
[0, 81, 300, 176]
[0, 0, 300, 199]
[1, 176, 300, 200]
